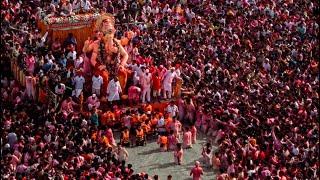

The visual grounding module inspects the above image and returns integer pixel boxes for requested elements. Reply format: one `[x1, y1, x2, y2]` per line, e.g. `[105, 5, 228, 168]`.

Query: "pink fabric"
[191, 126, 197, 144]
[128, 86, 140, 101]
[87, 96, 100, 108]
[25, 55, 35, 74]
[106, 129, 116, 145]
[168, 135, 178, 150]
[183, 131, 192, 147]
[10, 154, 20, 167]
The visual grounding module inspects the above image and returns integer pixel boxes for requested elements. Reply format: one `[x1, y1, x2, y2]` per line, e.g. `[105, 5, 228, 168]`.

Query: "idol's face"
[102, 18, 115, 36]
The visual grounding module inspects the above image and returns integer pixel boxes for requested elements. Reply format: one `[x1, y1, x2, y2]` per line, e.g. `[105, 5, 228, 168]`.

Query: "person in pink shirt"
[191, 125, 197, 144]
[25, 72, 36, 100]
[106, 127, 116, 147]
[174, 143, 183, 165]
[128, 85, 141, 105]
[167, 130, 179, 151]
[60, 97, 77, 119]
[122, 111, 132, 129]
[9, 154, 20, 171]
[87, 94, 100, 111]
[190, 161, 203, 180]
[177, 97, 185, 121]
[183, 127, 192, 149]
[168, 117, 182, 139]
[25, 53, 35, 74]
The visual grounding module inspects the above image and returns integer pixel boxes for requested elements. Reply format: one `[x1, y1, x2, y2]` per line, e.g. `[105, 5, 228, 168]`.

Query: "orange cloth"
[151, 117, 158, 126]
[141, 114, 148, 121]
[121, 130, 130, 142]
[118, 67, 128, 91]
[136, 129, 144, 138]
[101, 136, 110, 147]
[144, 104, 153, 112]
[101, 111, 115, 125]
[165, 117, 173, 131]
[159, 136, 168, 145]
[121, 37, 129, 46]
[142, 122, 151, 133]
[173, 77, 183, 98]
[38, 19, 95, 52]
[132, 114, 140, 124]
[151, 102, 169, 113]
[91, 132, 97, 141]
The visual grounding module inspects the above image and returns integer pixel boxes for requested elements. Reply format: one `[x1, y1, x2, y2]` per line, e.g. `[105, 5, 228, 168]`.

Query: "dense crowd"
[1, 0, 319, 179]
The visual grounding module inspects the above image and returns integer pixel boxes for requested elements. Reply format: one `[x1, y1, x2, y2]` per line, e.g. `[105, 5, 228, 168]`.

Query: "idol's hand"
[83, 37, 93, 53]
[84, 37, 93, 46]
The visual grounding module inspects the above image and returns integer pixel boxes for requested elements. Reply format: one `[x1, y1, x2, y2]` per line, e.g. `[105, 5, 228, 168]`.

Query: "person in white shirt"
[55, 83, 66, 95]
[60, 0, 75, 16]
[132, 70, 140, 86]
[81, 0, 92, 12]
[107, 76, 122, 103]
[157, 115, 167, 136]
[87, 94, 100, 110]
[115, 143, 129, 163]
[141, 69, 152, 104]
[92, 72, 103, 96]
[72, 72, 85, 98]
[45, 51, 55, 62]
[262, 58, 271, 72]
[163, 67, 177, 99]
[67, 44, 77, 61]
[166, 101, 179, 118]
[72, 0, 81, 12]
[74, 56, 83, 69]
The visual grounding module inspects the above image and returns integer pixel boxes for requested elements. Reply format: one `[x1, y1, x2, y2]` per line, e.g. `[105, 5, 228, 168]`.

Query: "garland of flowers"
[43, 13, 100, 25]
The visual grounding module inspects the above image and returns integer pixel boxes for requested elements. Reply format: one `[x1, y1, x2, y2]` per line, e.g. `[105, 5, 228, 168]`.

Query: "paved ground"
[115, 132, 217, 180]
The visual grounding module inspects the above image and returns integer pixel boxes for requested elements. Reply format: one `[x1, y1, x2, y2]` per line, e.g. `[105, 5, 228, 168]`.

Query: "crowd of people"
[1, 0, 319, 179]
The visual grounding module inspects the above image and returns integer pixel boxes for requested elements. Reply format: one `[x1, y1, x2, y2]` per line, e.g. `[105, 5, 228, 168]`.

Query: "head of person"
[94, 71, 99, 77]
[195, 161, 200, 167]
[92, 94, 96, 100]
[153, 175, 159, 180]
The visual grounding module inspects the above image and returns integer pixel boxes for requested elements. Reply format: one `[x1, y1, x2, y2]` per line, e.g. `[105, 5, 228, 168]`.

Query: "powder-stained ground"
[115, 132, 217, 180]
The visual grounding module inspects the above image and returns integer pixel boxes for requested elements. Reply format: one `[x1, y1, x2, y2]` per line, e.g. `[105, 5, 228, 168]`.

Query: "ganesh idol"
[83, 13, 128, 95]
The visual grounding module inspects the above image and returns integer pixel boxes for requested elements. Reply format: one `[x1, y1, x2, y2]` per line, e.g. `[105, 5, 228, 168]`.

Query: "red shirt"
[152, 75, 161, 90]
